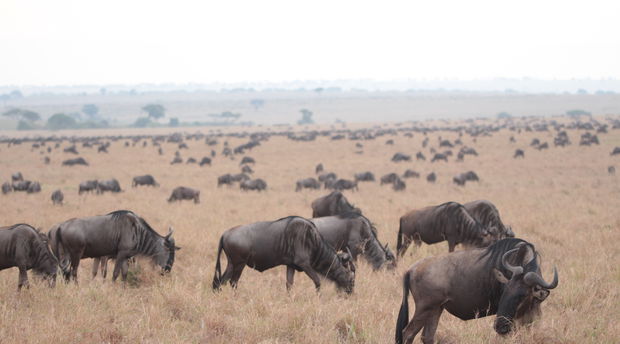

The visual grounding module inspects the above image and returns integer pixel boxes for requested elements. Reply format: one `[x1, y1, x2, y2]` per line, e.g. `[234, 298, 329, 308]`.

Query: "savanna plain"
[0, 117, 619, 344]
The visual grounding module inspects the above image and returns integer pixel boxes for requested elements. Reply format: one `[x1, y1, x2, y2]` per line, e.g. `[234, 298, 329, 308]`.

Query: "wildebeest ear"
[493, 268, 510, 284]
[174, 246, 181, 250]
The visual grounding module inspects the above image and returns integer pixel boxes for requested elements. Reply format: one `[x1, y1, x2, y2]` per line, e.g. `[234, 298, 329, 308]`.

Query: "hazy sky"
[1, 0, 619, 86]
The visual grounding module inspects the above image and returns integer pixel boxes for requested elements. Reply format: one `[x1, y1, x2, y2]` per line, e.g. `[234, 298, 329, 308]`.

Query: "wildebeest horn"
[524, 266, 558, 289]
[166, 226, 174, 239]
[501, 248, 523, 277]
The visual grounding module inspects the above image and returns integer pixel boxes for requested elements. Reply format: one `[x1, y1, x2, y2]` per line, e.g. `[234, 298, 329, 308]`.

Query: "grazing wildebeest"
[453, 171, 479, 186]
[315, 163, 324, 174]
[514, 149, 525, 158]
[426, 172, 436, 183]
[231, 173, 250, 183]
[186, 157, 197, 164]
[64, 145, 78, 154]
[212, 216, 355, 293]
[318, 172, 337, 182]
[392, 153, 411, 162]
[62, 157, 88, 166]
[395, 238, 558, 344]
[12, 172, 23, 182]
[51, 189, 64, 205]
[402, 170, 420, 179]
[397, 202, 494, 255]
[311, 191, 361, 217]
[611, 147, 620, 156]
[132, 175, 159, 187]
[296, 178, 321, 191]
[12, 180, 32, 191]
[241, 164, 253, 174]
[2, 182, 12, 194]
[354, 171, 375, 182]
[609, 166, 616, 175]
[79, 180, 98, 194]
[311, 213, 396, 270]
[240, 156, 255, 165]
[537, 142, 549, 150]
[464, 200, 514, 239]
[331, 179, 357, 191]
[0, 224, 58, 290]
[416, 152, 426, 161]
[168, 186, 200, 203]
[393, 177, 406, 191]
[53, 210, 179, 282]
[431, 153, 448, 162]
[381, 173, 399, 185]
[26, 181, 41, 193]
[97, 179, 122, 194]
[240, 179, 267, 191]
[170, 156, 183, 164]
[217, 173, 234, 187]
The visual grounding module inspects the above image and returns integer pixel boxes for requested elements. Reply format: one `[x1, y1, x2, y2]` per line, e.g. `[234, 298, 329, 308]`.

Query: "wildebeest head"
[33, 231, 59, 287]
[493, 245, 558, 335]
[337, 194, 361, 215]
[383, 244, 397, 270]
[335, 249, 356, 294]
[158, 227, 181, 273]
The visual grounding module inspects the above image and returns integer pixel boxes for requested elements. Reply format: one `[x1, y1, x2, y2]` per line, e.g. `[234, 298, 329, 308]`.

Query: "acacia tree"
[82, 104, 99, 119]
[142, 104, 166, 120]
[298, 109, 314, 125]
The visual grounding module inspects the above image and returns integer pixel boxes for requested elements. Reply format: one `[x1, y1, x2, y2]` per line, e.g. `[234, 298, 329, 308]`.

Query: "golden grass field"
[0, 118, 619, 343]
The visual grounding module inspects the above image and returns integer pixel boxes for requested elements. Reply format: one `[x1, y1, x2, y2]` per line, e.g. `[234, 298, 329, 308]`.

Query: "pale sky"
[1, 0, 619, 86]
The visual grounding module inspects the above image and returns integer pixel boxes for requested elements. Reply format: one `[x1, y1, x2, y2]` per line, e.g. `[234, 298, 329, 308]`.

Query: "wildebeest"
[332, 179, 358, 191]
[170, 156, 183, 165]
[318, 172, 337, 183]
[397, 202, 494, 255]
[381, 173, 399, 185]
[2, 182, 11, 194]
[64, 145, 78, 154]
[52, 210, 179, 282]
[11, 172, 23, 182]
[453, 171, 479, 186]
[431, 153, 448, 162]
[611, 147, 620, 156]
[51, 189, 64, 205]
[311, 191, 361, 217]
[79, 180, 98, 194]
[0, 224, 58, 290]
[240, 156, 255, 165]
[416, 152, 426, 161]
[97, 179, 122, 193]
[12, 180, 32, 191]
[132, 175, 159, 187]
[402, 170, 420, 179]
[395, 238, 558, 344]
[241, 164, 253, 174]
[217, 174, 234, 187]
[310, 213, 396, 271]
[26, 181, 41, 193]
[240, 178, 267, 191]
[609, 166, 616, 175]
[212, 216, 355, 293]
[426, 172, 436, 183]
[514, 149, 525, 158]
[463, 200, 515, 239]
[200, 157, 212, 167]
[354, 171, 375, 182]
[315, 163, 324, 174]
[296, 178, 321, 191]
[168, 186, 200, 203]
[186, 157, 197, 164]
[392, 153, 411, 162]
[393, 177, 406, 191]
[62, 157, 88, 166]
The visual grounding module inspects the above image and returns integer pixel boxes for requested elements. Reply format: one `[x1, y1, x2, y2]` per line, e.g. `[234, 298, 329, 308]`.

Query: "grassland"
[0, 118, 619, 343]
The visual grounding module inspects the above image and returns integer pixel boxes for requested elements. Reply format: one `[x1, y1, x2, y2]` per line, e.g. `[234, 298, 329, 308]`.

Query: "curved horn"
[524, 266, 558, 289]
[501, 248, 523, 277]
[165, 226, 174, 239]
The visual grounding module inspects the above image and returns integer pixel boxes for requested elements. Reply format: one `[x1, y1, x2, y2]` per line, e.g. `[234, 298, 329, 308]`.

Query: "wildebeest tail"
[212, 236, 224, 290]
[395, 270, 411, 344]
[397, 218, 403, 255]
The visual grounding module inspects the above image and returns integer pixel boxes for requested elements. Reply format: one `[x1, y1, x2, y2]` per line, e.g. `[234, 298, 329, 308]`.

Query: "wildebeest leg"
[70, 252, 83, 283]
[112, 254, 130, 282]
[420, 308, 443, 344]
[120, 259, 129, 279]
[447, 240, 456, 252]
[398, 235, 413, 256]
[286, 266, 295, 291]
[101, 257, 109, 279]
[17, 266, 29, 290]
[92, 258, 99, 278]
[301, 265, 321, 291]
[229, 264, 246, 288]
[402, 306, 432, 344]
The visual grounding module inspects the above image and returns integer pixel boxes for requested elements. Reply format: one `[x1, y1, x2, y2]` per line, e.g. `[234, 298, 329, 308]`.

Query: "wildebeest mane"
[471, 201, 506, 233]
[438, 202, 486, 245]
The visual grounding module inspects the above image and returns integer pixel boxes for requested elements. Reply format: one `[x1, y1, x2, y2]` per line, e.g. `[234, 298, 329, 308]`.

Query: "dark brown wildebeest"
[431, 153, 448, 162]
[464, 200, 515, 239]
[310, 213, 396, 271]
[395, 238, 558, 344]
[212, 216, 355, 293]
[231, 173, 250, 183]
[311, 191, 361, 217]
[2, 182, 12, 194]
[168, 186, 200, 203]
[64, 145, 78, 154]
[354, 171, 375, 182]
[12, 172, 23, 182]
[217, 174, 234, 186]
[240, 178, 267, 191]
[0, 224, 58, 290]
[610, 147, 620, 156]
[240, 156, 255, 165]
[241, 164, 253, 174]
[609, 166, 616, 175]
[170, 156, 183, 165]
[97, 179, 122, 193]
[12, 180, 32, 191]
[315, 163, 324, 174]
[27, 181, 41, 193]
[514, 149, 525, 158]
[186, 157, 197, 164]
[393, 177, 406, 191]
[62, 157, 88, 166]
[381, 173, 399, 185]
[416, 152, 426, 161]
[332, 179, 357, 191]
[426, 172, 436, 183]
[79, 180, 98, 194]
[296, 178, 321, 191]
[53, 210, 179, 282]
[536, 142, 549, 150]
[51, 189, 64, 205]
[397, 202, 494, 255]
[402, 170, 420, 179]
[453, 171, 479, 186]
[318, 172, 337, 183]
[132, 175, 159, 187]
[392, 153, 411, 162]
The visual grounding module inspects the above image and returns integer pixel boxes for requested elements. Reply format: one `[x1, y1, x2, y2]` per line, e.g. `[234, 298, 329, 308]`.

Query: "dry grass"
[0, 118, 619, 343]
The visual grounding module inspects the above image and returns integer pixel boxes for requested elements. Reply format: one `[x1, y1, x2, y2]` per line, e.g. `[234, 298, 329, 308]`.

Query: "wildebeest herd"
[2, 114, 618, 343]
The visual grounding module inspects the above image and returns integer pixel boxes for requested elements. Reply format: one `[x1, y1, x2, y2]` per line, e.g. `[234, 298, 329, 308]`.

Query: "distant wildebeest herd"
[3, 114, 619, 342]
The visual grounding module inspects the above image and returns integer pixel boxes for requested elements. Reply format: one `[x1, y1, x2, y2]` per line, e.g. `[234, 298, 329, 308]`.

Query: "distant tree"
[566, 109, 591, 117]
[134, 117, 151, 128]
[297, 109, 314, 125]
[2, 108, 40, 122]
[577, 89, 588, 95]
[142, 104, 166, 119]
[17, 120, 35, 131]
[9, 90, 23, 99]
[47, 113, 77, 130]
[314, 87, 324, 94]
[169, 117, 179, 127]
[82, 104, 99, 118]
[250, 99, 265, 110]
[497, 112, 512, 119]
